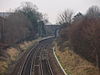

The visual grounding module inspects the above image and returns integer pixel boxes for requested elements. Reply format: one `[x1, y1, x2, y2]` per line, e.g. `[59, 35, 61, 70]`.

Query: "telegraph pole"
[0, 12, 5, 49]
[1, 13, 4, 43]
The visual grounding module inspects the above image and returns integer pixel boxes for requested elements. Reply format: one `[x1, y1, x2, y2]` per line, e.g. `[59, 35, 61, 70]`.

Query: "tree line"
[57, 6, 100, 68]
[0, 2, 47, 48]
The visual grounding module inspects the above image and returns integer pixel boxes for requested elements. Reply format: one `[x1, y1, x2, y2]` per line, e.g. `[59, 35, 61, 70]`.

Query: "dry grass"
[56, 47, 100, 75]
[0, 40, 38, 75]
[19, 38, 41, 51]
[7, 48, 19, 62]
[20, 41, 33, 50]
[0, 61, 8, 75]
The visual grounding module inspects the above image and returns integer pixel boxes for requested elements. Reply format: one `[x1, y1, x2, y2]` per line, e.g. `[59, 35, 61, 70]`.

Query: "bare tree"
[69, 6, 100, 71]
[16, 2, 47, 37]
[86, 5, 100, 17]
[5, 12, 32, 45]
[57, 9, 73, 26]
[86, 6, 100, 71]
[56, 9, 73, 41]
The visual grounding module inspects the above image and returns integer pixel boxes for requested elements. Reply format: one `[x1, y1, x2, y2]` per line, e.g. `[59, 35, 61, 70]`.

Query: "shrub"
[69, 16, 100, 67]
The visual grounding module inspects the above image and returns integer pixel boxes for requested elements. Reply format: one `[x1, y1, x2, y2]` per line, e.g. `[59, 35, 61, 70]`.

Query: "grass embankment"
[0, 39, 39, 75]
[55, 41, 100, 75]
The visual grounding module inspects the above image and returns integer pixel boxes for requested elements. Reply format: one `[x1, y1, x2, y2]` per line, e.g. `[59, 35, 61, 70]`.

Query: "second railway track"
[11, 37, 54, 75]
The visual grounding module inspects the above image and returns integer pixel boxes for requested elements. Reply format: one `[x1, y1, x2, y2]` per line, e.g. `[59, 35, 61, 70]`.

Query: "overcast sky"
[0, 0, 100, 24]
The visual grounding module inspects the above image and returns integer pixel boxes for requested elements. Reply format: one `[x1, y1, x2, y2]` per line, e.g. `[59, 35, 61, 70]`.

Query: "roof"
[0, 12, 12, 18]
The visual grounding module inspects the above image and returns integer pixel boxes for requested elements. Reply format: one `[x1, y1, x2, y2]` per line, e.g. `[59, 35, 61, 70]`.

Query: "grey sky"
[0, 0, 100, 24]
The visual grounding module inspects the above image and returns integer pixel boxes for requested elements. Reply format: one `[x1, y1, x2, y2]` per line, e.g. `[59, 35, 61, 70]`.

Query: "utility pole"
[38, 21, 42, 37]
[0, 12, 5, 49]
[2, 12, 4, 43]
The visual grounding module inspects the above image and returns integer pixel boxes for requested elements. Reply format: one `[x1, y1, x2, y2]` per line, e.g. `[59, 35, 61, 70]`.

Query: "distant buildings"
[73, 12, 83, 22]
[0, 12, 12, 18]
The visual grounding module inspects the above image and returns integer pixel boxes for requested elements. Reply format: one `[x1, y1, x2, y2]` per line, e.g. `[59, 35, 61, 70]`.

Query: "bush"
[69, 16, 100, 67]
[59, 25, 69, 41]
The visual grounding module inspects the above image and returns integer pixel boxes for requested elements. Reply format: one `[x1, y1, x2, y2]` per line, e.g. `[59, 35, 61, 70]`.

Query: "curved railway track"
[11, 37, 54, 75]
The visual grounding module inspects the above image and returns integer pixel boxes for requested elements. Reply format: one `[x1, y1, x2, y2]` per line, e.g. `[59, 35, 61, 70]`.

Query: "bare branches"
[86, 5, 100, 17]
[57, 9, 73, 25]
[5, 13, 32, 44]
[69, 6, 100, 68]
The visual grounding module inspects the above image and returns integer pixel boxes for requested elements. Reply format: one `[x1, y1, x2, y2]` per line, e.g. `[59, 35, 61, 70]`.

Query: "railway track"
[11, 37, 54, 75]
